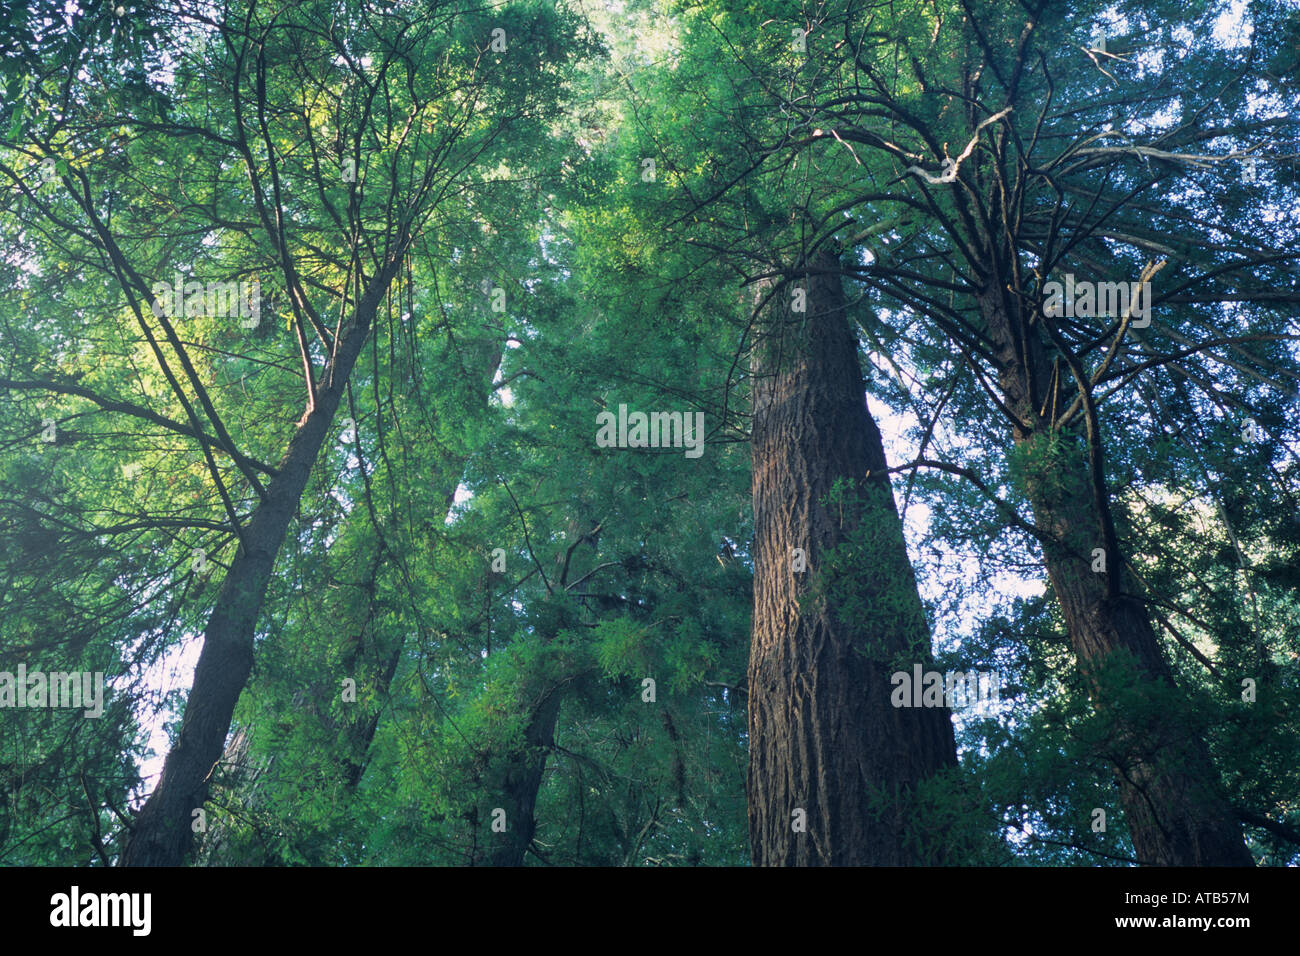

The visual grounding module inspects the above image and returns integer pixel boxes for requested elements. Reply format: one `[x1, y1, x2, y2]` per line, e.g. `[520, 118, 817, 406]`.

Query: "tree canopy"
[1, 0, 1297, 867]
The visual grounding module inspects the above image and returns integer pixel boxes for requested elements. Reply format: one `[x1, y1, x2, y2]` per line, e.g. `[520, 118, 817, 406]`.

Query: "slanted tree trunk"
[747, 250, 959, 866]
[121, 264, 403, 867]
[978, 286, 1253, 866]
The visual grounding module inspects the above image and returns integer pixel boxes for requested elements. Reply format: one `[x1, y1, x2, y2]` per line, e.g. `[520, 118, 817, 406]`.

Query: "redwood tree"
[747, 247, 960, 865]
[722, 0, 1296, 864]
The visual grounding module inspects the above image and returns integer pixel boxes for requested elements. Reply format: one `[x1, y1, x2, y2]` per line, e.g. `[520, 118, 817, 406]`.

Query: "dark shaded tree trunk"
[121, 265, 403, 867]
[477, 516, 605, 867]
[485, 683, 565, 867]
[341, 626, 406, 791]
[978, 287, 1253, 866]
[747, 250, 959, 866]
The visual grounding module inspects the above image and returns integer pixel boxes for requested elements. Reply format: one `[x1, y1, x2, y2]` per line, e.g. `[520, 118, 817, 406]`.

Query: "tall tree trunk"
[978, 287, 1253, 866]
[121, 266, 401, 867]
[747, 250, 959, 866]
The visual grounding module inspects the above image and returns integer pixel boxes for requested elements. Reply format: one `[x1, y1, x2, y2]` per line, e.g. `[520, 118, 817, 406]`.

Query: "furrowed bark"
[120, 266, 401, 867]
[747, 251, 959, 866]
[979, 288, 1253, 867]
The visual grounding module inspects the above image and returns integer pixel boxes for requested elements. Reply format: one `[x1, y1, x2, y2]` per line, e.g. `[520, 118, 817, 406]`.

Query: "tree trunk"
[120, 267, 401, 867]
[477, 513, 608, 866]
[485, 683, 565, 867]
[979, 287, 1253, 866]
[747, 250, 959, 866]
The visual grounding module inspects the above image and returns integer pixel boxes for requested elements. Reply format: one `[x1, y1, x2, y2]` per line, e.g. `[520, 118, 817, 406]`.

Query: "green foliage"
[2, 0, 1298, 867]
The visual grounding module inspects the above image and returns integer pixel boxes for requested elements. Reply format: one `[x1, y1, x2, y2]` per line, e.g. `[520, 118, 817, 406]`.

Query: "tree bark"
[978, 287, 1253, 866]
[747, 250, 959, 866]
[120, 265, 402, 867]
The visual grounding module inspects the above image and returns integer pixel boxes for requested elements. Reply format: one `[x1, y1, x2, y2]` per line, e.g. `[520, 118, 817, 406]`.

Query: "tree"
[592, 2, 973, 863]
[1, 0, 588, 865]
[746, 245, 961, 864]
[715, 0, 1298, 864]
[4, 0, 1296, 870]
